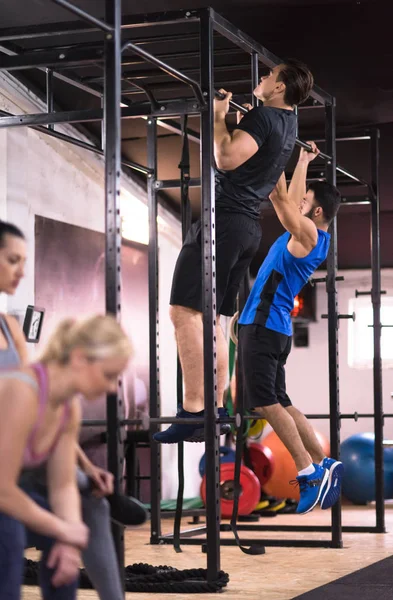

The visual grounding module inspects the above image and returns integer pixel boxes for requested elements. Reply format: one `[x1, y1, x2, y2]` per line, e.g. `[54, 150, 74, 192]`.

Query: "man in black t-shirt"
[154, 59, 314, 444]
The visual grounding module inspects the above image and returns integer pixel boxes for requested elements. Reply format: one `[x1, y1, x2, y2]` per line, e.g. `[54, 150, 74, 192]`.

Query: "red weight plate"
[248, 443, 275, 487]
[200, 463, 260, 519]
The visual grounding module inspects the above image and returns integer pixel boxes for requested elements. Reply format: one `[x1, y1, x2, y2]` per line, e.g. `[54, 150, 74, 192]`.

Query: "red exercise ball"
[262, 429, 330, 501]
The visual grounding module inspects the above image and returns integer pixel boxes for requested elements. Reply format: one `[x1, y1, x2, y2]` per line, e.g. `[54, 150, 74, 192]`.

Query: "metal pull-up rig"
[0, 0, 383, 586]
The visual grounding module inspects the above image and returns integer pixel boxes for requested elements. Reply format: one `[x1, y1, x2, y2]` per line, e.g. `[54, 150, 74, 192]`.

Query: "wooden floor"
[23, 505, 393, 599]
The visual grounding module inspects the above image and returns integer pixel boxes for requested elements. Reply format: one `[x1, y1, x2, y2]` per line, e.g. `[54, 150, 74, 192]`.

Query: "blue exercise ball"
[341, 433, 393, 505]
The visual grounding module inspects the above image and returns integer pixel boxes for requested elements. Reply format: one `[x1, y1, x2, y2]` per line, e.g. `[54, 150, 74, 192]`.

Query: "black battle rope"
[230, 279, 266, 556]
[174, 114, 192, 553]
[24, 559, 229, 594]
[174, 437, 184, 553]
[174, 349, 184, 552]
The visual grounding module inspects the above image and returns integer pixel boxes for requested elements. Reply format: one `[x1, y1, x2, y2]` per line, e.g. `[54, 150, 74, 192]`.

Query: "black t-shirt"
[215, 106, 297, 219]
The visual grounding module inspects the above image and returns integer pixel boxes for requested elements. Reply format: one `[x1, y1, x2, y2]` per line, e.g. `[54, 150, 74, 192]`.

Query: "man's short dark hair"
[307, 181, 341, 225]
[0, 221, 25, 248]
[278, 59, 314, 106]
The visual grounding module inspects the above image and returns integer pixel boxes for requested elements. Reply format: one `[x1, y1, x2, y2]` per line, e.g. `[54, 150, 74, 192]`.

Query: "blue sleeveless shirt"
[239, 230, 330, 336]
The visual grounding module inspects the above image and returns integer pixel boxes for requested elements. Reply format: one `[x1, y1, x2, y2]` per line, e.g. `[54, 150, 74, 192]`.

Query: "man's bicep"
[278, 208, 318, 245]
[226, 129, 259, 169]
[270, 198, 304, 236]
[273, 203, 302, 235]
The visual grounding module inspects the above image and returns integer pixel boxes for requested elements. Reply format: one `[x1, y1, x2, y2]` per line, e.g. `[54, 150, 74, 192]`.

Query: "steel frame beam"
[147, 116, 161, 545]
[324, 100, 343, 549]
[103, 0, 124, 579]
[0, 108, 151, 175]
[370, 129, 384, 533]
[0, 46, 105, 71]
[52, 0, 113, 33]
[199, 9, 221, 581]
[0, 8, 372, 189]
[0, 100, 203, 128]
[209, 8, 332, 106]
[121, 40, 206, 106]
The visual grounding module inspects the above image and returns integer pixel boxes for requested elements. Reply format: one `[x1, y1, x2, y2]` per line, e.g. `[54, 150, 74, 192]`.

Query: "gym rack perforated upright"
[0, 2, 384, 585]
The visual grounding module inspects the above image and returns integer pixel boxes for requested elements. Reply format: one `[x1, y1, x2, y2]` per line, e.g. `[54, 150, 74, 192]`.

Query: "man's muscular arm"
[214, 89, 259, 171]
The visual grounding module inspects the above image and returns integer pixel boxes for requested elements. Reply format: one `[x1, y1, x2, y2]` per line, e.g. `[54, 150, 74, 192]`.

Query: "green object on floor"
[144, 497, 204, 511]
[226, 337, 250, 439]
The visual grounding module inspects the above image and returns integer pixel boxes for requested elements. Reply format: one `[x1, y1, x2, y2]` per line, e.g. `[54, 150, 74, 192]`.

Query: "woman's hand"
[47, 542, 82, 587]
[83, 463, 114, 498]
[58, 520, 89, 549]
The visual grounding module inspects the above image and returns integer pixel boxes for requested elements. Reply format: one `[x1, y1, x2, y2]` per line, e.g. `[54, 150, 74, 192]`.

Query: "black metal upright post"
[251, 52, 259, 107]
[104, 0, 125, 579]
[370, 128, 385, 532]
[46, 68, 54, 130]
[147, 117, 162, 544]
[101, 95, 105, 151]
[200, 8, 221, 581]
[324, 100, 342, 548]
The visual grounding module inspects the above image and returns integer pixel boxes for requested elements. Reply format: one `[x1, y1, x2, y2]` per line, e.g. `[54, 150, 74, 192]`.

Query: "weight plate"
[248, 443, 275, 487]
[200, 463, 260, 518]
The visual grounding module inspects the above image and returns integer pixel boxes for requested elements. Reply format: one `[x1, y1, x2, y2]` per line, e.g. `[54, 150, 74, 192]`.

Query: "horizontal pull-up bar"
[122, 41, 206, 107]
[314, 135, 371, 143]
[82, 416, 237, 428]
[215, 91, 369, 187]
[155, 175, 354, 190]
[51, 0, 113, 34]
[81, 410, 393, 429]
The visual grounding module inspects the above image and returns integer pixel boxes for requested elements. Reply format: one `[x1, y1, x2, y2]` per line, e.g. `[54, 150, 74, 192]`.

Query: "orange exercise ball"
[262, 430, 330, 501]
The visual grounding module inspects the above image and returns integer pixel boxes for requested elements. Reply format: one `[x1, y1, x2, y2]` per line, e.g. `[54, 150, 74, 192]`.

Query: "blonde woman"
[0, 304, 132, 598]
[0, 221, 147, 599]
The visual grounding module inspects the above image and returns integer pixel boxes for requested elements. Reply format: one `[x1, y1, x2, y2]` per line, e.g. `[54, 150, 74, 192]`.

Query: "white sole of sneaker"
[300, 468, 330, 515]
[320, 461, 344, 509]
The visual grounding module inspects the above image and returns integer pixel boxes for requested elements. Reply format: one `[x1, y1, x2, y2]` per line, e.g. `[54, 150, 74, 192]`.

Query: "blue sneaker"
[295, 464, 329, 514]
[320, 457, 344, 510]
[153, 407, 231, 444]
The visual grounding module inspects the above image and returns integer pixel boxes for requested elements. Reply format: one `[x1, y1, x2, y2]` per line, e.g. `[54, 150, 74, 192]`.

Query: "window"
[121, 188, 168, 245]
[348, 296, 393, 369]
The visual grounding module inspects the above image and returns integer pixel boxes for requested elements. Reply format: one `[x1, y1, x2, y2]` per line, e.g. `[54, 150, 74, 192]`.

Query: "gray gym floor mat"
[292, 556, 393, 599]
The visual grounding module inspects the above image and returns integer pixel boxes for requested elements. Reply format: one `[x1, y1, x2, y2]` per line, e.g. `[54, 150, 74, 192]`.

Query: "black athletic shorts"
[239, 324, 292, 409]
[170, 211, 261, 317]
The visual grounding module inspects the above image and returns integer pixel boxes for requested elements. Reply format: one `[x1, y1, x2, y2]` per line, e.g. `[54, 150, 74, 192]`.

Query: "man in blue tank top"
[239, 142, 343, 514]
[156, 60, 315, 444]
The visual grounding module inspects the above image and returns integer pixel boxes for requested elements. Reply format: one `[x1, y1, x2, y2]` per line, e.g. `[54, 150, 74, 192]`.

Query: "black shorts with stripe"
[239, 324, 292, 409]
